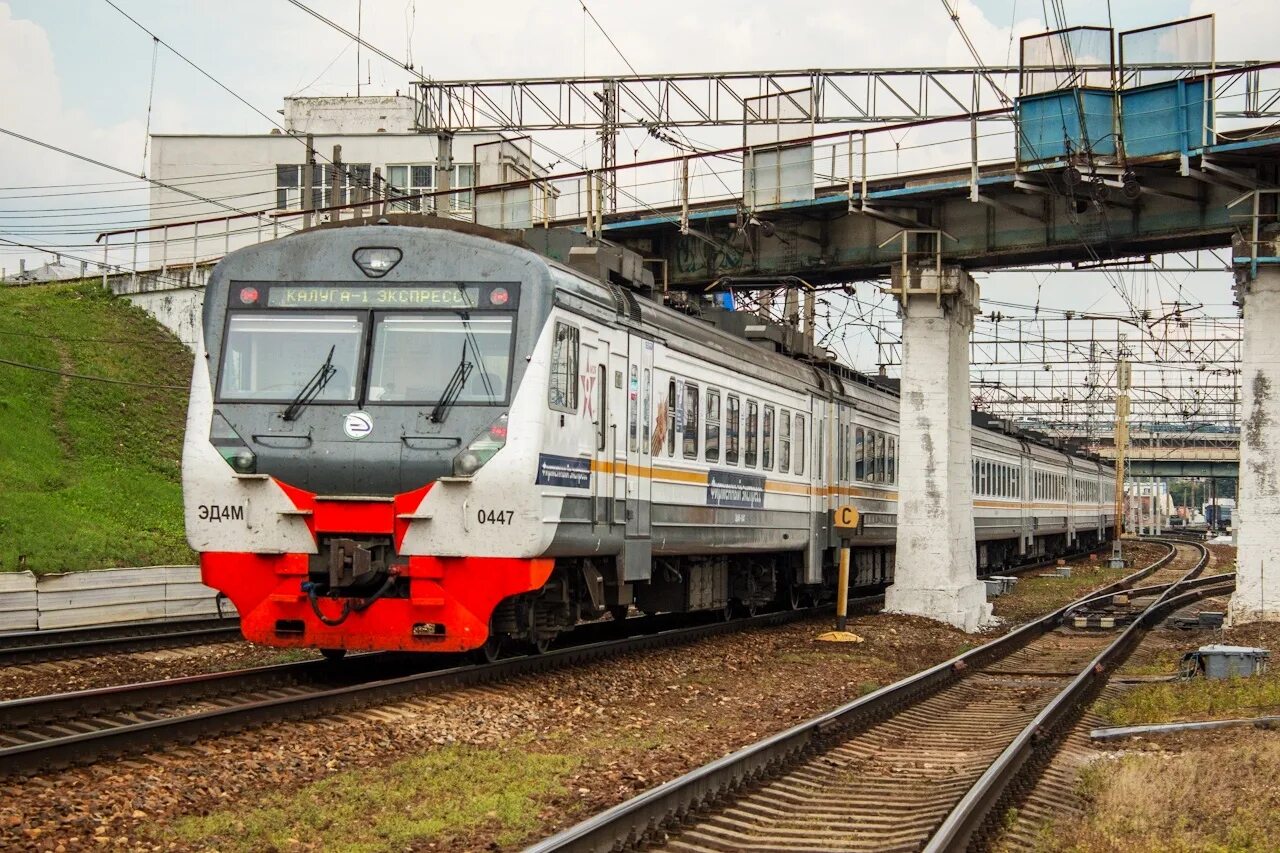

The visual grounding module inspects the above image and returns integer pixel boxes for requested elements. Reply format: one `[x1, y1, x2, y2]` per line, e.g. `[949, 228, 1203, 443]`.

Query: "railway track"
[0, 617, 243, 666]
[0, 545, 1110, 778]
[527, 539, 1230, 853]
[0, 599, 881, 777]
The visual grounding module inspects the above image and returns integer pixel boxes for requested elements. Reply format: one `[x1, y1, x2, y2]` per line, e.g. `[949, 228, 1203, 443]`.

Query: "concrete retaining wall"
[0, 566, 233, 633]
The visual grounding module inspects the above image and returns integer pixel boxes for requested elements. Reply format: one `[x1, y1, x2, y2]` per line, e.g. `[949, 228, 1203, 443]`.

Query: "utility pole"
[302, 134, 315, 229]
[1109, 358, 1131, 567]
[435, 133, 453, 216]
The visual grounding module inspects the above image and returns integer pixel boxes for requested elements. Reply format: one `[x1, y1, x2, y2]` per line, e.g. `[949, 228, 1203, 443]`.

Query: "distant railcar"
[184, 219, 1115, 658]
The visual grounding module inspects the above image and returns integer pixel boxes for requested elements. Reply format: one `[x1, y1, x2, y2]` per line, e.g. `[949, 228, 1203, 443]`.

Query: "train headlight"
[211, 410, 257, 474]
[452, 413, 508, 477]
[230, 449, 258, 474]
[352, 247, 402, 278]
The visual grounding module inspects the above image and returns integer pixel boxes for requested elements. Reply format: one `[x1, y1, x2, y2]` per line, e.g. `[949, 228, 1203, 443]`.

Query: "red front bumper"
[199, 480, 552, 653]
[202, 552, 553, 652]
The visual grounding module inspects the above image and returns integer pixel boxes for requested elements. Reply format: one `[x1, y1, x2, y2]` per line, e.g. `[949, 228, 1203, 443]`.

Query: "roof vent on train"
[566, 244, 654, 294]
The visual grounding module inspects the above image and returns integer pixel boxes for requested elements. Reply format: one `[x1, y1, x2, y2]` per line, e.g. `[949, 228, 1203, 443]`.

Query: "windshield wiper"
[455, 287, 497, 402]
[282, 345, 336, 422]
[430, 342, 473, 424]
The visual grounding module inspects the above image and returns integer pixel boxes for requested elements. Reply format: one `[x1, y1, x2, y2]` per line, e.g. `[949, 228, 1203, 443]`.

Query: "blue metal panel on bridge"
[1121, 79, 1210, 158]
[1017, 89, 1117, 164]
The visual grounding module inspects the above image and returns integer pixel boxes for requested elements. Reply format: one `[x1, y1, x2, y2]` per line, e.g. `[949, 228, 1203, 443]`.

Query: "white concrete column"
[885, 265, 993, 632]
[1230, 247, 1280, 624]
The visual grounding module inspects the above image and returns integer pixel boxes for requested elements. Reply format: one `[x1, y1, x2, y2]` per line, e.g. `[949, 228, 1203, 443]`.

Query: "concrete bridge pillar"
[884, 265, 993, 632]
[1230, 235, 1280, 624]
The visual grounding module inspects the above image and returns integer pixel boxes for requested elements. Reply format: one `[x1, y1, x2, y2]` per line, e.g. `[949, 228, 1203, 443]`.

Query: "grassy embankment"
[0, 281, 194, 572]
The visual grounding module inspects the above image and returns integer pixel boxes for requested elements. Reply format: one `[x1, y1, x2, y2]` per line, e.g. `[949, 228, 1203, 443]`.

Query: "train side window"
[665, 380, 676, 457]
[795, 414, 806, 476]
[762, 406, 775, 470]
[745, 400, 759, 468]
[836, 423, 845, 480]
[628, 366, 639, 451]
[855, 428, 865, 480]
[867, 431, 878, 483]
[876, 433, 886, 483]
[549, 322, 579, 412]
[726, 395, 740, 464]
[778, 409, 791, 473]
[683, 384, 700, 460]
[705, 389, 721, 463]
[887, 437, 895, 485]
[596, 364, 606, 451]
[642, 368, 651, 452]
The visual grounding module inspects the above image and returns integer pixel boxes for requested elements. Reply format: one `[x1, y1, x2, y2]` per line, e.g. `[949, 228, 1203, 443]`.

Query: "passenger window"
[665, 380, 676, 457]
[683, 384, 700, 460]
[887, 437, 895, 484]
[778, 410, 791, 473]
[855, 428, 865, 480]
[705, 390, 721, 463]
[874, 432, 885, 483]
[628, 365, 638, 451]
[762, 406, 775, 470]
[642, 368, 651, 452]
[795, 415, 806, 476]
[745, 401, 759, 468]
[549, 322, 579, 411]
[726, 395, 740, 464]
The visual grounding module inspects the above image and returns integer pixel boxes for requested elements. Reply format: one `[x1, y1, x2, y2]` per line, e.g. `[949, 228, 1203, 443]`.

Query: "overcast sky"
[0, 0, 1269, 403]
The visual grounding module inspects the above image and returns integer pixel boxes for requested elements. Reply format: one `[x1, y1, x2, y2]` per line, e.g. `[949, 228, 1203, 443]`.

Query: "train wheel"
[530, 632, 554, 655]
[608, 605, 630, 623]
[320, 648, 346, 662]
[476, 634, 503, 664]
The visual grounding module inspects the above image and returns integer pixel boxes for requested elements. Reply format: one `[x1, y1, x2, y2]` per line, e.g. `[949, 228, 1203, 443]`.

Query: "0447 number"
[477, 509, 515, 525]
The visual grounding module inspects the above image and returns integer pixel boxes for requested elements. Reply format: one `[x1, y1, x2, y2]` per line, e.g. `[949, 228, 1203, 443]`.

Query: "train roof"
[291, 216, 1108, 469]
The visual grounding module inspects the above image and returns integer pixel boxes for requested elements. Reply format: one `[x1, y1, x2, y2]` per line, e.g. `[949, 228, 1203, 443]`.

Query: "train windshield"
[218, 314, 363, 401]
[368, 313, 512, 404]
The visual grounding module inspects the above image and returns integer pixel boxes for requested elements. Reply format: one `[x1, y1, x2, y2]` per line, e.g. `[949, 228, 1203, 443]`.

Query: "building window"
[451, 164, 475, 212]
[725, 394, 740, 464]
[762, 405, 775, 470]
[683, 384, 700, 460]
[745, 400, 759, 468]
[387, 164, 435, 212]
[548, 322, 578, 411]
[794, 414, 806, 475]
[705, 389, 721, 463]
[276, 163, 373, 210]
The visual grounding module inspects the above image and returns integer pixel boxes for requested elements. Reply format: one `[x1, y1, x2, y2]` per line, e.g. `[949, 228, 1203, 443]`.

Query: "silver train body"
[184, 219, 1116, 653]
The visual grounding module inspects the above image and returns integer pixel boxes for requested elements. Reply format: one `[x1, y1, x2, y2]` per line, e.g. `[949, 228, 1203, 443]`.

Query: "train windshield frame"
[215, 281, 519, 408]
[216, 312, 365, 404]
[366, 312, 515, 406]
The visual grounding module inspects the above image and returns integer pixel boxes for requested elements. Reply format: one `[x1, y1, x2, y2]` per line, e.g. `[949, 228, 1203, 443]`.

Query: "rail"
[522, 540, 1204, 853]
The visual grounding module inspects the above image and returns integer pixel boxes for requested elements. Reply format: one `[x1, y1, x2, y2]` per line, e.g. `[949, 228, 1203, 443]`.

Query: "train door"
[806, 393, 831, 585]
[622, 335, 653, 580]
[587, 340, 612, 527]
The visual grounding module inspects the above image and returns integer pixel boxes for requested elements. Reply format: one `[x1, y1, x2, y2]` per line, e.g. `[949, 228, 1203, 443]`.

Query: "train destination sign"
[263, 284, 513, 309]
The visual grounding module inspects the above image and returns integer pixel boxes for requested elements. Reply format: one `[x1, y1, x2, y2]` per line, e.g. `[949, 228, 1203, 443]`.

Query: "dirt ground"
[0, 544, 1173, 852]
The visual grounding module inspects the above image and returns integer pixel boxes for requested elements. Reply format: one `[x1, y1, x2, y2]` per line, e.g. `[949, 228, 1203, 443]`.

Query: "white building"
[142, 95, 548, 270]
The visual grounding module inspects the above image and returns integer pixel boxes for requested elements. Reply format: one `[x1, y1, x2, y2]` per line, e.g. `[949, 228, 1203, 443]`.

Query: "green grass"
[1097, 670, 1280, 726]
[0, 281, 193, 572]
[170, 745, 578, 852]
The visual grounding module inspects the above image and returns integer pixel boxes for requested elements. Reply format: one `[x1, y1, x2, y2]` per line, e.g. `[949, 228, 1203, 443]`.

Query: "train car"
[184, 217, 1114, 657]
